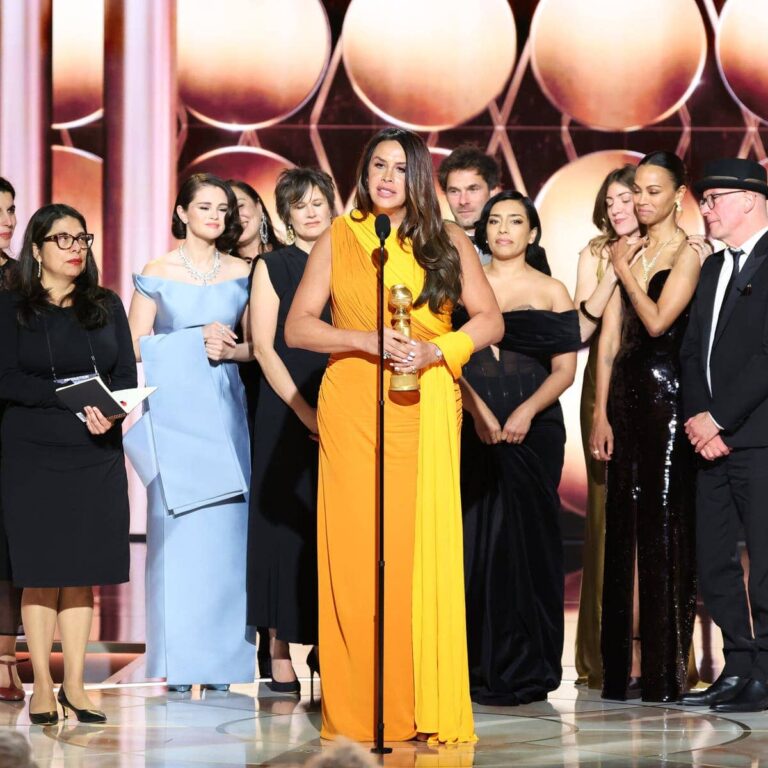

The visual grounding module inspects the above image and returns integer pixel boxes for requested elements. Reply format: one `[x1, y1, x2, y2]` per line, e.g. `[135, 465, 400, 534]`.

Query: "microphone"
[374, 214, 391, 243]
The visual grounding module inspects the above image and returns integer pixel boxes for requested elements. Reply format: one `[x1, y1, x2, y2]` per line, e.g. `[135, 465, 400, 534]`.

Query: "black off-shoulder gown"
[601, 269, 696, 702]
[0, 291, 136, 587]
[458, 307, 581, 705]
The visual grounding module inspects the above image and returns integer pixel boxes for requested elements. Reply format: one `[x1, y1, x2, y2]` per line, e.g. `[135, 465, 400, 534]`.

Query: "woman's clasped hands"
[203, 321, 238, 361]
[366, 328, 439, 374]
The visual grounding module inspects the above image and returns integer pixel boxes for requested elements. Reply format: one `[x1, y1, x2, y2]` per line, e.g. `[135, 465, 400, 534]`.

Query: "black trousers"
[697, 446, 768, 680]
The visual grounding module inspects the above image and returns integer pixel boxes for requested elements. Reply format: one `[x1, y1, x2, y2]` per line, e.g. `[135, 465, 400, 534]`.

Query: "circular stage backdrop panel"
[52, 0, 104, 127]
[342, 0, 516, 130]
[535, 150, 703, 514]
[177, 0, 331, 130]
[51, 147, 103, 269]
[180, 148, 295, 237]
[531, 0, 706, 131]
[717, 0, 768, 123]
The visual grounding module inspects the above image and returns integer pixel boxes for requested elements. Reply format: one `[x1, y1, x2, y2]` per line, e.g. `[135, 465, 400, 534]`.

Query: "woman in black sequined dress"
[458, 192, 580, 704]
[591, 151, 701, 702]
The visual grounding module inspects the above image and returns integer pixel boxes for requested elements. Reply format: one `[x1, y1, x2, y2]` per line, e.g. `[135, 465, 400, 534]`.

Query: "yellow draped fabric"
[317, 213, 475, 743]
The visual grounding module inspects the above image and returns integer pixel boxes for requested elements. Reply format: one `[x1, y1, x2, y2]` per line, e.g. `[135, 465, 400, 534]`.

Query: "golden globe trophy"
[389, 284, 419, 392]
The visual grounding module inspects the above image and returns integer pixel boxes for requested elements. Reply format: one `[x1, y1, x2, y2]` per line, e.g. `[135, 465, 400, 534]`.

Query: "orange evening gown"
[317, 214, 475, 743]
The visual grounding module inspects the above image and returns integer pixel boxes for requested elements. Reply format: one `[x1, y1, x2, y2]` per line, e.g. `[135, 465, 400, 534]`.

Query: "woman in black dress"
[591, 151, 700, 702]
[459, 191, 579, 704]
[247, 168, 333, 691]
[0, 204, 136, 724]
[0, 177, 23, 702]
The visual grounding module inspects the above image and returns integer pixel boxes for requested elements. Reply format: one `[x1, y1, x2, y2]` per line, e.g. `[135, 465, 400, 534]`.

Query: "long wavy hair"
[475, 191, 551, 275]
[589, 164, 638, 258]
[15, 204, 111, 328]
[172, 173, 242, 253]
[353, 127, 462, 314]
[227, 179, 281, 256]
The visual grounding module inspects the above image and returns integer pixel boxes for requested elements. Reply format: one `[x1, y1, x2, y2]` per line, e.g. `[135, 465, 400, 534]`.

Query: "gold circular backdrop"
[535, 150, 703, 514]
[177, 0, 331, 130]
[530, 0, 707, 131]
[180, 147, 295, 236]
[51, 147, 103, 268]
[717, 0, 768, 122]
[52, 0, 104, 127]
[342, 0, 516, 130]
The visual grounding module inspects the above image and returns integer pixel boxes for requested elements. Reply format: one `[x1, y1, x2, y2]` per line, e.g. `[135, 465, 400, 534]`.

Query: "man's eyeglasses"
[42, 233, 95, 250]
[698, 190, 744, 210]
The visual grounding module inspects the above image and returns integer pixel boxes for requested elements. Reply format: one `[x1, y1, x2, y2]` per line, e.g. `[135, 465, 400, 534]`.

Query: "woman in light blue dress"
[126, 174, 254, 690]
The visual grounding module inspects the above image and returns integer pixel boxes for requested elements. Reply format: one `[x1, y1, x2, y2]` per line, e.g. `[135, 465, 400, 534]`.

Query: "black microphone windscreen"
[374, 214, 391, 242]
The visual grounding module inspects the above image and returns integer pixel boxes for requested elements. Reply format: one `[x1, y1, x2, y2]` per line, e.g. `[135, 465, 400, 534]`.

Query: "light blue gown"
[130, 274, 255, 685]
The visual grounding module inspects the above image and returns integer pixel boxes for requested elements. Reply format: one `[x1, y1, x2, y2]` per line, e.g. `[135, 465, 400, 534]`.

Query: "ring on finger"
[383, 351, 391, 360]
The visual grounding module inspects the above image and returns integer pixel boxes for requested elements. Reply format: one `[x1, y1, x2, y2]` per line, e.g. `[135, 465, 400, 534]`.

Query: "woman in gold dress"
[573, 165, 640, 688]
[285, 128, 502, 742]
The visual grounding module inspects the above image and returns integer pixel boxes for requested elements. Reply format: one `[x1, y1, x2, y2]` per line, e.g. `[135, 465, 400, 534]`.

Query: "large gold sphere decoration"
[342, 0, 516, 130]
[717, 0, 768, 122]
[530, 0, 706, 131]
[52, 0, 104, 127]
[51, 147, 103, 268]
[181, 148, 294, 236]
[535, 151, 703, 514]
[177, 0, 331, 130]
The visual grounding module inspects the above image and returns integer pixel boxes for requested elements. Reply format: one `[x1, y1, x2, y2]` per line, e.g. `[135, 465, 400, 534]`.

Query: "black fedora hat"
[694, 158, 768, 197]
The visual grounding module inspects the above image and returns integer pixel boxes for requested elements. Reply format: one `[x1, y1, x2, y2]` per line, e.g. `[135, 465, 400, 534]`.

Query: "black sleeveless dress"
[246, 245, 330, 644]
[458, 307, 580, 705]
[601, 269, 697, 702]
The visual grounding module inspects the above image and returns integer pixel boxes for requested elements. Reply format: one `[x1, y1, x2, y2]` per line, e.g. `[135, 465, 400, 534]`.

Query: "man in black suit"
[680, 158, 768, 712]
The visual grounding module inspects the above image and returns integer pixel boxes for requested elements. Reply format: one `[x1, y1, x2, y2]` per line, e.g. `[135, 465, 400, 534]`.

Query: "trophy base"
[390, 372, 419, 392]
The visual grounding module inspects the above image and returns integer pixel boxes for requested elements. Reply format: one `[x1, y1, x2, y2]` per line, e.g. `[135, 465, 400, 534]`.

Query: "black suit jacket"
[680, 230, 768, 447]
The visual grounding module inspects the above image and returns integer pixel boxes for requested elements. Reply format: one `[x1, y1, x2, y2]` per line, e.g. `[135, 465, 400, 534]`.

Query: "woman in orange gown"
[286, 129, 502, 743]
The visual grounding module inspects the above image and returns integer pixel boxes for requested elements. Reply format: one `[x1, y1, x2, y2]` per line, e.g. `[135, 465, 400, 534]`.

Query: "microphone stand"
[372, 229, 393, 757]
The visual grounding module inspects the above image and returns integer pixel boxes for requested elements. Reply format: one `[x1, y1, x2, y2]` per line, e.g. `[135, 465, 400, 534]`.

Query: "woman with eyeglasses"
[0, 204, 136, 724]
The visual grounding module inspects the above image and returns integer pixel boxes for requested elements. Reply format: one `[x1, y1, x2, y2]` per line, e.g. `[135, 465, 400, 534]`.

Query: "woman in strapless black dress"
[591, 151, 701, 702]
[459, 191, 579, 704]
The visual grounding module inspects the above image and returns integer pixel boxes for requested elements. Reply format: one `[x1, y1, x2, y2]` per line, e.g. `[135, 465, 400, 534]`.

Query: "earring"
[285, 224, 295, 245]
[676, 200, 683, 213]
[259, 216, 269, 245]
[37, 259, 41, 279]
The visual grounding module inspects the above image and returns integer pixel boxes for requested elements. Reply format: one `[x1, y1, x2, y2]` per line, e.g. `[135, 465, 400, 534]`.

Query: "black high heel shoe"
[307, 647, 320, 701]
[257, 628, 272, 679]
[29, 693, 58, 726]
[266, 677, 300, 694]
[57, 686, 107, 724]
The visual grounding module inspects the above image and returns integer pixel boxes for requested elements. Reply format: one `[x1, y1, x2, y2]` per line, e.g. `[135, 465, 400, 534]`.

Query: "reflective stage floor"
[2, 544, 759, 767]
[6, 676, 768, 767]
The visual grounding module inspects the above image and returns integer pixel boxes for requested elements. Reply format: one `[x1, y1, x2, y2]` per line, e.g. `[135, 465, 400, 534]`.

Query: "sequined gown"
[601, 269, 696, 702]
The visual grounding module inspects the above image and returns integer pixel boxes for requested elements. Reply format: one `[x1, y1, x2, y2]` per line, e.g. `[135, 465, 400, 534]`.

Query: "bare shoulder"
[219, 253, 251, 277]
[140, 253, 176, 277]
[445, 220, 473, 249]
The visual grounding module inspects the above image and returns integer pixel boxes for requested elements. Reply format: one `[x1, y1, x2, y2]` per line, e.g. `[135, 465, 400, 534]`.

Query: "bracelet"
[579, 300, 601, 324]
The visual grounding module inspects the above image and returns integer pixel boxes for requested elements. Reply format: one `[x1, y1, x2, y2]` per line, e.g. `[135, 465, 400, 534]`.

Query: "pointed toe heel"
[57, 687, 106, 724]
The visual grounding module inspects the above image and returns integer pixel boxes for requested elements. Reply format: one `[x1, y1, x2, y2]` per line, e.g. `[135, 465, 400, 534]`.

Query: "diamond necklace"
[178, 244, 221, 286]
[640, 229, 682, 286]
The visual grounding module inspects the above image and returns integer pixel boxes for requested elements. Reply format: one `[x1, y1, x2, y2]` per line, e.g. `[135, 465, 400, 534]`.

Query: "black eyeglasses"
[698, 190, 744, 210]
[42, 233, 95, 250]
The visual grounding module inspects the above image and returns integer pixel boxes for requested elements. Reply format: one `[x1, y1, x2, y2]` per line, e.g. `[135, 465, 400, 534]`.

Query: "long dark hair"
[353, 127, 462, 314]
[172, 173, 242, 253]
[15, 204, 111, 328]
[227, 179, 281, 256]
[475, 191, 551, 275]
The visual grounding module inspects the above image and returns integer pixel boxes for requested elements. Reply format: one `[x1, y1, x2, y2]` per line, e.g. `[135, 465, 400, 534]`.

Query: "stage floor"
[1, 543, 746, 766]
[6, 676, 767, 767]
